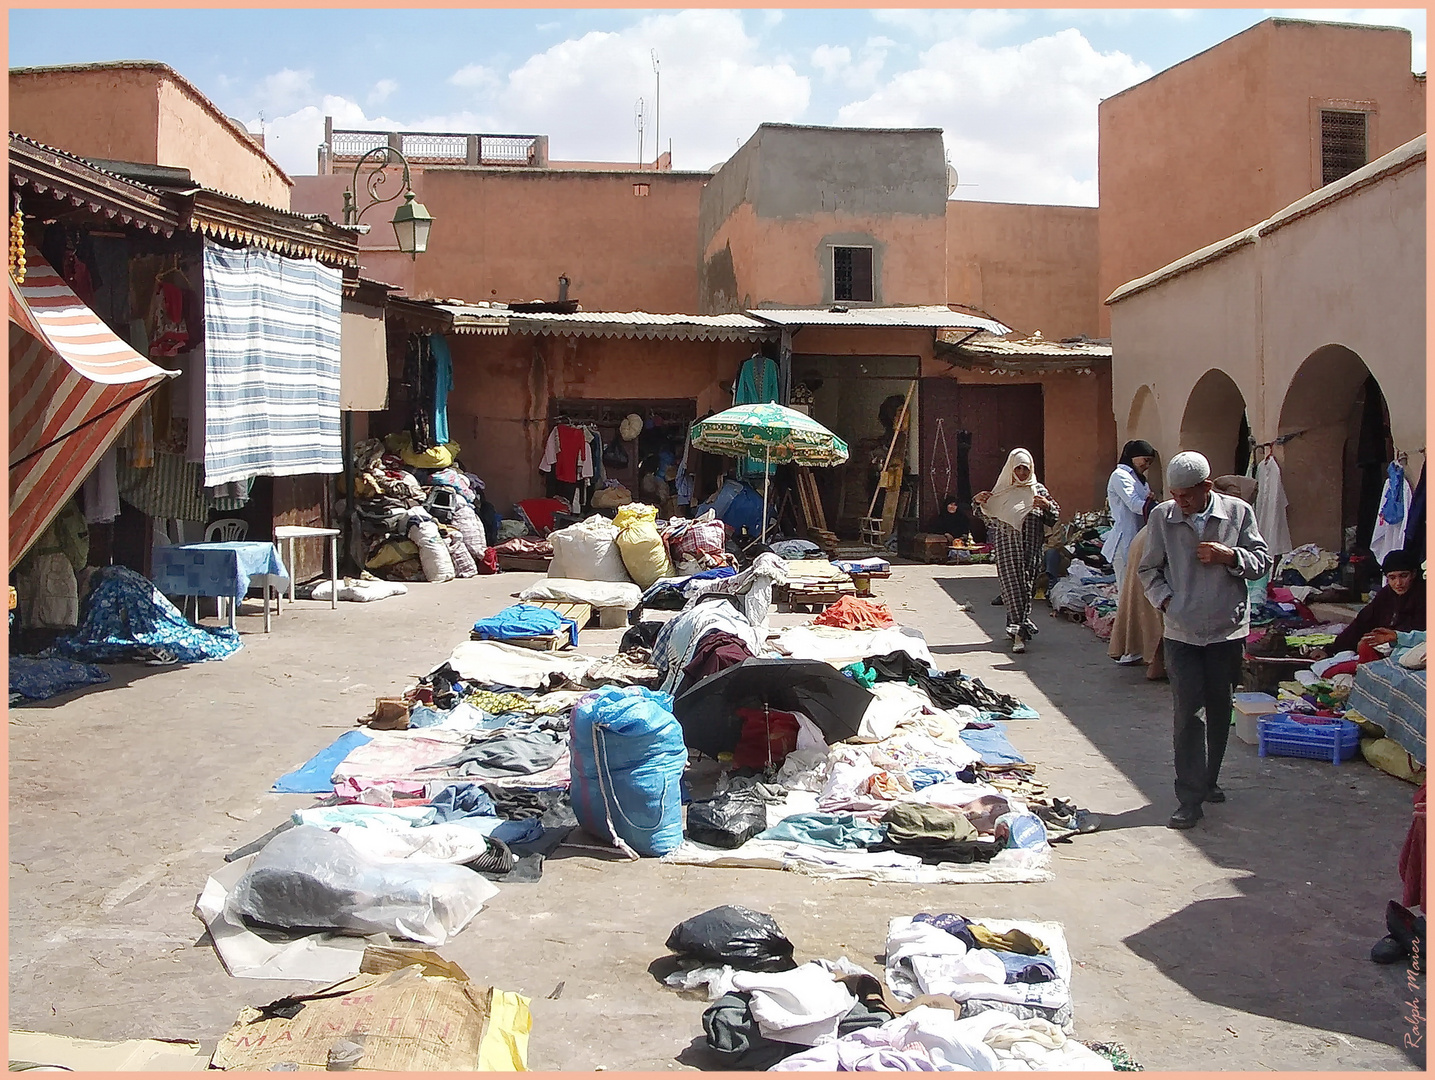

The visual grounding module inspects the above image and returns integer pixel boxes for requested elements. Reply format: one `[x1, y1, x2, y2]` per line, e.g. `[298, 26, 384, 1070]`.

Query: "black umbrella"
[672, 657, 874, 758]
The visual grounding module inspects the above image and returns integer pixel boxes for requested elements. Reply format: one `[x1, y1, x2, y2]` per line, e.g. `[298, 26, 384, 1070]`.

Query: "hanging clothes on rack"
[734, 353, 780, 477]
[404, 334, 436, 451]
[1403, 460, 1425, 561]
[1254, 454, 1293, 558]
[540, 424, 595, 484]
[1371, 458, 1413, 564]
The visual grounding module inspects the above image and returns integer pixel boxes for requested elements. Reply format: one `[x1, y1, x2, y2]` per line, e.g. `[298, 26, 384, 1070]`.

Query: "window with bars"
[833, 246, 874, 302]
[1321, 110, 1368, 186]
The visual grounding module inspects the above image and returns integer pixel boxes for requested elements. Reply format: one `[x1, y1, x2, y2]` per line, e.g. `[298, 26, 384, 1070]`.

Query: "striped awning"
[9, 256, 177, 567]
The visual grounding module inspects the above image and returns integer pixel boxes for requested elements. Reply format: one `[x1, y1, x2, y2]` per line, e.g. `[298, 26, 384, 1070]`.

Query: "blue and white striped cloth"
[202, 241, 343, 486]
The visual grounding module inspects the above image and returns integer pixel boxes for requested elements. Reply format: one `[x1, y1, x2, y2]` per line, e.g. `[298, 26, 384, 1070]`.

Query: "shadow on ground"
[937, 572, 1423, 1061]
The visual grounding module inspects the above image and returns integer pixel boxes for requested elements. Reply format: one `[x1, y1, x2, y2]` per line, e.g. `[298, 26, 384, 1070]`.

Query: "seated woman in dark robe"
[926, 494, 969, 541]
[1330, 548, 1426, 655]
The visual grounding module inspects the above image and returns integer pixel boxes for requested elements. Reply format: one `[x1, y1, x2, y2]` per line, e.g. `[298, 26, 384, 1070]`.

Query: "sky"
[8, 7, 1426, 206]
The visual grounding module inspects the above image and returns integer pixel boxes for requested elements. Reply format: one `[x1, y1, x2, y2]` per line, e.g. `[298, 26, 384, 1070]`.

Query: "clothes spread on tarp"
[728, 962, 860, 1046]
[758, 813, 887, 851]
[813, 596, 895, 631]
[52, 566, 242, 665]
[9, 657, 111, 702]
[958, 722, 1027, 765]
[678, 630, 756, 693]
[419, 729, 566, 778]
[882, 802, 977, 844]
[1254, 455, 1293, 558]
[471, 604, 580, 648]
[652, 602, 765, 695]
[885, 917, 1070, 1014]
[859, 653, 1029, 717]
[427, 783, 499, 822]
[1371, 462, 1414, 564]
[540, 425, 595, 484]
[703, 992, 891, 1071]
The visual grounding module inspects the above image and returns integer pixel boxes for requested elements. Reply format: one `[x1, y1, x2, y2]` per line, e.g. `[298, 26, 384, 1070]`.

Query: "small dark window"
[633, 182, 650, 196]
[1321, 110, 1367, 186]
[833, 246, 873, 302]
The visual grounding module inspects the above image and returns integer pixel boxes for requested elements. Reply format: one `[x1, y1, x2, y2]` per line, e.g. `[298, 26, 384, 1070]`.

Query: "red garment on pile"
[1399, 783, 1426, 912]
[812, 595, 894, 631]
[518, 497, 572, 534]
[731, 707, 801, 770]
[678, 630, 754, 695]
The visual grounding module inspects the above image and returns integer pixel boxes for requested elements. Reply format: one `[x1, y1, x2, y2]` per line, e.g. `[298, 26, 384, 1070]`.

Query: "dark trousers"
[1164, 638, 1244, 809]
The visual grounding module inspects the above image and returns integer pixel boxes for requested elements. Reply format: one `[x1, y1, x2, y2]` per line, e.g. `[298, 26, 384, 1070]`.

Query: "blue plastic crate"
[1257, 714, 1360, 764]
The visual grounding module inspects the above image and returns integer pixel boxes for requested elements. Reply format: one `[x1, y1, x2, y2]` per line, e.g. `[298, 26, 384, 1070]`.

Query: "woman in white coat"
[1102, 440, 1156, 587]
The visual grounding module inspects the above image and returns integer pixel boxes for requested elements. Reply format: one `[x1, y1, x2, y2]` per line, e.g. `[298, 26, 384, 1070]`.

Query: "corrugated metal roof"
[438, 306, 778, 341]
[941, 330, 1112, 359]
[748, 306, 1010, 334]
[1107, 134, 1426, 305]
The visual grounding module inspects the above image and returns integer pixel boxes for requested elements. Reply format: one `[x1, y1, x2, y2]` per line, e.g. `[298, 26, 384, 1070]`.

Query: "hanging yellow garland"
[9, 194, 26, 283]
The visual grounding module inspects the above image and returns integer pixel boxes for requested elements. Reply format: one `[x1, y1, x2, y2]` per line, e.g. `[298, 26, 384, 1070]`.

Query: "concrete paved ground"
[9, 564, 1423, 1070]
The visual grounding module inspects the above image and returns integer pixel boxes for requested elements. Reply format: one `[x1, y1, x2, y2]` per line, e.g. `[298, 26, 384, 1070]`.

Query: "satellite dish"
[946, 164, 959, 197]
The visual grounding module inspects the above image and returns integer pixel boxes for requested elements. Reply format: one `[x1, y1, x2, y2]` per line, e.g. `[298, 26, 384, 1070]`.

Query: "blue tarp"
[272, 730, 372, 793]
[472, 604, 579, 647]
[53, 565, 242, 664]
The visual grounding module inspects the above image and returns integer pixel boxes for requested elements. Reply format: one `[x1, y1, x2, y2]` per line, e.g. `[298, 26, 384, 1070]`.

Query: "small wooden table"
[273, 526, 341, 610]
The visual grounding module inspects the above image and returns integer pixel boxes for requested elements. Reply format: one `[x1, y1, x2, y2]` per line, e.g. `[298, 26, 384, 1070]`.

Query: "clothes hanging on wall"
[81, 446, 121, 525]
[1254, 455, 1292, 558]
[404, 334, 434, 452]
[735, 354, 780, 405]
[540, 424, 595, 484]
[1371, 460, 1413, 564]
[431, 333, 453, 447]
[1403, 462, 1425, 560]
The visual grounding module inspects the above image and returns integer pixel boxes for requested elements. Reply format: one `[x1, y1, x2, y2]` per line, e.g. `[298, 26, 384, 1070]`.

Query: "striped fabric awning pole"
[9, 255, 177, 568]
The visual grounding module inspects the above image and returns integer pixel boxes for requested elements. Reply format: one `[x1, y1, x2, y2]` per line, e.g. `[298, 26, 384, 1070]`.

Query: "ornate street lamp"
[341, 145, 434, 259]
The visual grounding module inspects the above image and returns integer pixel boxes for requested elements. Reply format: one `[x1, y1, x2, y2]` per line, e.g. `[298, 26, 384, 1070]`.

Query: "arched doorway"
[1277, 345, 1389, 552]
[1179, 369, 1248, 479]
[1127, 384, 1164, 495]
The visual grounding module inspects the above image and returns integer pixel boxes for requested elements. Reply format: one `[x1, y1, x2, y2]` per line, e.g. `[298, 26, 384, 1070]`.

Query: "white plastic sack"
[447, 531, 479, 578]
[548, 514, 632, 583]
[310, 579, 409, 603]
[408, 520, 456, 583]
[518, 577, 643, 611]
[232, 825, 496, 947]
[452, 503, 488, 560]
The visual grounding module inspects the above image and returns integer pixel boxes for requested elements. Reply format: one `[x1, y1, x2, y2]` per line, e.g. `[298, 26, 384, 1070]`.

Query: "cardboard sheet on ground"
[195, 854, 374, 982]
[8, 1031, 207, 1071]
[446, 639, 598, 688]
[209, 967, 531, 1071]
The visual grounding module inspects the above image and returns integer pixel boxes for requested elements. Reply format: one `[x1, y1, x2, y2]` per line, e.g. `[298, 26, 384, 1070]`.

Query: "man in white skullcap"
[1139, 451, 1272, 829]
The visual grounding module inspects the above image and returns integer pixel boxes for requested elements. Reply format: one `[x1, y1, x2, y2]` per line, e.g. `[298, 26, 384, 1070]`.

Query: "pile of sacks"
[349, 435, 495, 583]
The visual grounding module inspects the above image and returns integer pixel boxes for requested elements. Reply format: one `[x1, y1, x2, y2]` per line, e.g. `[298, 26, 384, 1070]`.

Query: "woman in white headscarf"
[975, 448, 1059, 653]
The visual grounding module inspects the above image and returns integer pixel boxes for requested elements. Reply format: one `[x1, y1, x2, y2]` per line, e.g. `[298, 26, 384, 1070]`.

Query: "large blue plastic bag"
[570, 686, 689, 857]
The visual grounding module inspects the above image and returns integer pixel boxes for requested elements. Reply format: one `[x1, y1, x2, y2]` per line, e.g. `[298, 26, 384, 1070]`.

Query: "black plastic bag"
[665, 904, 796, 971]
[685, 794, 767, 850]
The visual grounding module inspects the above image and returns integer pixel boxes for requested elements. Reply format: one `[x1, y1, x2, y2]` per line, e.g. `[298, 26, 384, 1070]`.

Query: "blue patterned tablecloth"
[152, 541, 290, 601]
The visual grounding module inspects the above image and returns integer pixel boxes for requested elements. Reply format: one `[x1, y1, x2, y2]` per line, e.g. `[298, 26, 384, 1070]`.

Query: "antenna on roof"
[635, 98, 645, 169]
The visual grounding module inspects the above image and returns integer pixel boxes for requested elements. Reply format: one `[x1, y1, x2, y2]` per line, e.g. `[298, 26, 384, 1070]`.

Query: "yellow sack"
[367, 539, 419, 569]
[613, 502, 675, 589]
[383, 430, 460, 469]
[1360, 737, 1426, 784]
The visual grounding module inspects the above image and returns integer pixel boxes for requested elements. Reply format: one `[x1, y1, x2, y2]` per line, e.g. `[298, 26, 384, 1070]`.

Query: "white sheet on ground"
[774, 625, 935, 668]
[446, 639, 598, 688]
[661, 839, 1052, 884]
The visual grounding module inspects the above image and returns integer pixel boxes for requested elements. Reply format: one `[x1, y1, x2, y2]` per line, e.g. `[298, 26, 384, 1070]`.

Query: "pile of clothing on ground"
[346, 434, 499, 584]
[661, 903, 1138, 1071]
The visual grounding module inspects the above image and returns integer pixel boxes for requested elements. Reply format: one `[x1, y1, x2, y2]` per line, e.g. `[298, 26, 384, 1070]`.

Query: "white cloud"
[536, 21, 560, 32]
[811, 44, 851, 79]
[837, 28, 1151, 205]
[249, 68, 317, 115]
[492, 9, 809, 167]
[367, 78, 399, 106]
[450, 63, 500, 92]
[257, 95, 405, 177]
[1270, 8, 1426, 69]
[870, 9, 1029, 42]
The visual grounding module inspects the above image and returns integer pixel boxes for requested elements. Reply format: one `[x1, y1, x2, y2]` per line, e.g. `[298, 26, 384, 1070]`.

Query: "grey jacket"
[1138, 491, 1272, 646]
